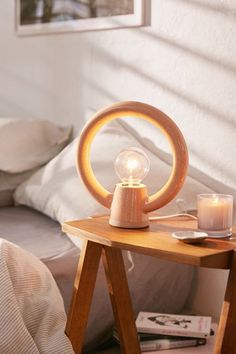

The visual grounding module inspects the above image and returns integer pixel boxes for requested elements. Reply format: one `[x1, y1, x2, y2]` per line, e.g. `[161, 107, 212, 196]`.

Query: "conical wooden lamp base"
[109, 183, 149, 229]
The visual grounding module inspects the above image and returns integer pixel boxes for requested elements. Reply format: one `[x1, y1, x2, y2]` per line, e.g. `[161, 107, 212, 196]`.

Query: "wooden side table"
[62, 216, 236, 354]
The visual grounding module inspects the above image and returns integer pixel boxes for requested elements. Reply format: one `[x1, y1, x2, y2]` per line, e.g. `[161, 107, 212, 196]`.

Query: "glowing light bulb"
[114, 147, 150, 186]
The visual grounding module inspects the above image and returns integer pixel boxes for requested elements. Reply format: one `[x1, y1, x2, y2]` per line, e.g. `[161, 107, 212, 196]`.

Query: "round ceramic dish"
[172, 231, 208, 244]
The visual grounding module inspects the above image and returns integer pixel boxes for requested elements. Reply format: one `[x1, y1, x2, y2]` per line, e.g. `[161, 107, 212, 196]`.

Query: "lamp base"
[109, 183, 149, 229]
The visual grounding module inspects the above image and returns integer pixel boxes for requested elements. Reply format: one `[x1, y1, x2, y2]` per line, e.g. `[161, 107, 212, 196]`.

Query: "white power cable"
[149, 213, 198, 221]
[91, 199, 197, 273]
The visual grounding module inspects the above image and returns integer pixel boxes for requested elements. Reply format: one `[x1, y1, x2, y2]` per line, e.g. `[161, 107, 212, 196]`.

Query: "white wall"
[1, 0, 236, 319]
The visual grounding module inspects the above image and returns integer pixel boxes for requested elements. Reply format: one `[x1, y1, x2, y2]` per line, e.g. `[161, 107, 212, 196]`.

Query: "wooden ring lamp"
[77, 101, 188, 229]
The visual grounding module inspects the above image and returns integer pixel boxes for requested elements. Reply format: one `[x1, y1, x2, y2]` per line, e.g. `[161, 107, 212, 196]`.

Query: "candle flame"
[212, 194, 219, 204]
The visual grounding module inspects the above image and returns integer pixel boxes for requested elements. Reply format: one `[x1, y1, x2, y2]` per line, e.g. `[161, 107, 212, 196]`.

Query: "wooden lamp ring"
[77, 101, 188, 213]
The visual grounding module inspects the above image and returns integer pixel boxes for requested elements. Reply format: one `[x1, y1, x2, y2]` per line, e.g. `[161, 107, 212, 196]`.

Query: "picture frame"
[16, 0, 149, 36]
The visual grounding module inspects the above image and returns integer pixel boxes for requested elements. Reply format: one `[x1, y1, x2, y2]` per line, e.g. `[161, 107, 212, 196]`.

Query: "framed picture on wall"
[16, 0, 149, 36]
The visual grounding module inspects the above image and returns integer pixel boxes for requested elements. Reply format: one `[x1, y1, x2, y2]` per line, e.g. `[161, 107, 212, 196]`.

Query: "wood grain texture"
[62, 216, 236, 269]
[102, 246, 141, 354]
[214, 250, 236, 354]
[66, 240, 102, 354]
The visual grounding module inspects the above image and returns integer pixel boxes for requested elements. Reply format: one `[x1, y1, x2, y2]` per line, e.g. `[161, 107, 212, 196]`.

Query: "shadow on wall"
[86, 38, 236, 128]
[176, 0, 236, 19]
[80, 11, 236, 204]
[145, 30, 236, 92]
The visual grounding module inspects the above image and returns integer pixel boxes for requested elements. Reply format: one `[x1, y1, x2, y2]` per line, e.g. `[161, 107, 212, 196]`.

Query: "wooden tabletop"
[62, 216, 236, 269]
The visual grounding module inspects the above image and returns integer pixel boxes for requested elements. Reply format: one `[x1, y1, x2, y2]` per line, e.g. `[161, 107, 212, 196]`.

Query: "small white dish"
[172, 231, 208, 244]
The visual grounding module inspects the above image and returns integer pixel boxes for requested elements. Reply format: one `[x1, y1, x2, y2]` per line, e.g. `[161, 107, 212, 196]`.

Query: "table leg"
[102, 247, 141, 354]
[66, 240, 102, 353]
[214, 250, 236, 354]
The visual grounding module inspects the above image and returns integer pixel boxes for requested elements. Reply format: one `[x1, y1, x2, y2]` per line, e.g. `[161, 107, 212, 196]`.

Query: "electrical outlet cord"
[149, 213, 198, 221]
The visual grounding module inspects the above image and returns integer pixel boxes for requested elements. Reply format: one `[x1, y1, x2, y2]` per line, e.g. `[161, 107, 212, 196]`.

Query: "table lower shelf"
[88, 324, 217, 354]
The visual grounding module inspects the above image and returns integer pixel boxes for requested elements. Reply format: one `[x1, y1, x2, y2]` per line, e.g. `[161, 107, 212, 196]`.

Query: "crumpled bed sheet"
[0, 238, 74, 354]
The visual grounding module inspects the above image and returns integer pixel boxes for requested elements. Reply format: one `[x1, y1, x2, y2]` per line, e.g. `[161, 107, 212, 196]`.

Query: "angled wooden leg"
[102, 247, 141, 354]
[66, 240, 102, 354]
[214, 250, 236, 354]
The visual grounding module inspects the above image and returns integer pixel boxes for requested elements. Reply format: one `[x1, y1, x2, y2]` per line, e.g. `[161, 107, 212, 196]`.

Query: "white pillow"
[14, 120, 214, 227]
[14, 121, 138, 224]
[0, 118, 72, 173]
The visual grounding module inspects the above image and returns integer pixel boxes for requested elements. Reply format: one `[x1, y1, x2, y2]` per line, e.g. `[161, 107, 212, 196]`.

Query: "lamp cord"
[149, 213, 197, 221]
[90, 208, 197, 273]
[90, 198, 197, 221]
[90, 212, 197, 221]
[126, 212, 197, 272]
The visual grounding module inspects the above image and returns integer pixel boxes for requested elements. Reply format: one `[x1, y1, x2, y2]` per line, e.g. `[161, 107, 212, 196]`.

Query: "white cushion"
[14, 121, 137, 224]
[0, 118, 72, 173]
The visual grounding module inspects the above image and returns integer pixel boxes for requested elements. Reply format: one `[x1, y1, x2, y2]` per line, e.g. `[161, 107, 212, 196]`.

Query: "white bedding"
[0, 238, 74, 354]
[0, 206, 80, 314]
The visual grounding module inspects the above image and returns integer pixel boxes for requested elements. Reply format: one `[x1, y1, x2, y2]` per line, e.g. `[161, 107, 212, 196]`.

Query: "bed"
[0, 116, 223, 351]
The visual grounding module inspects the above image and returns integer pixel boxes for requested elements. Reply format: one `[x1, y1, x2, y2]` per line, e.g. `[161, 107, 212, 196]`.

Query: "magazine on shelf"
[136, 312, 212, 339]
[113, 328, 206, 352]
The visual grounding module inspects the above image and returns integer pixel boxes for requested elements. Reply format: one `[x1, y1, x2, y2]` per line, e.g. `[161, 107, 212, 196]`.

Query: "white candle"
[197, 194, 233, 237]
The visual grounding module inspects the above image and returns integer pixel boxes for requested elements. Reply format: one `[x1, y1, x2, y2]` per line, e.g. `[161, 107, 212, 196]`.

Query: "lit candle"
[197, 194, 233, 237]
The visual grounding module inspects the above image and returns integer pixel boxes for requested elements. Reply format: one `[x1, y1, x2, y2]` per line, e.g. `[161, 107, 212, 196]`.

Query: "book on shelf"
[136, 312, 212, 339]
[113, 328, 206, 352]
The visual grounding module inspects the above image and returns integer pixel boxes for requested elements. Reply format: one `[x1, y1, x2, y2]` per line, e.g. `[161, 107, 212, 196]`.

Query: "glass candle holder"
[197, 194, 233, 238]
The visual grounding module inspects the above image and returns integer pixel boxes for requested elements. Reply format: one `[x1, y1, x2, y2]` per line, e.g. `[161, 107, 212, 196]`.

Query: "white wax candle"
[198, 194, 233, 231]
